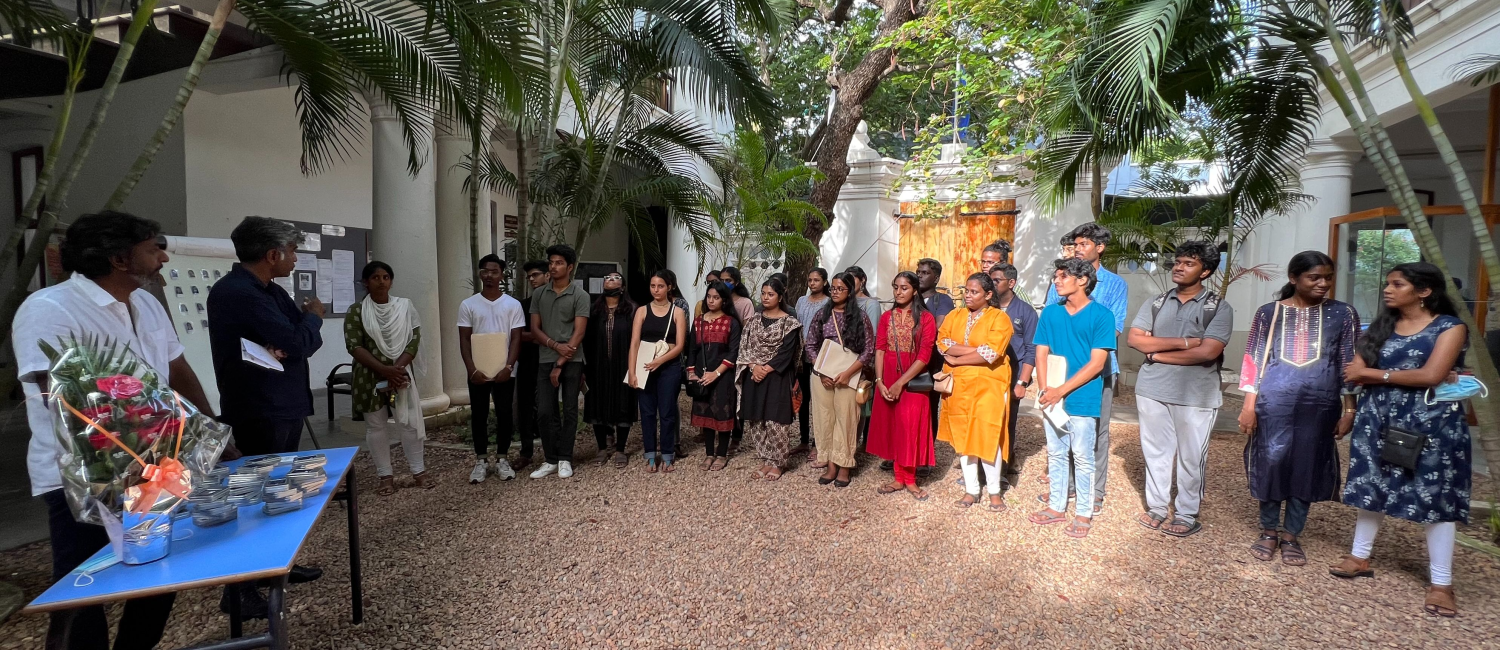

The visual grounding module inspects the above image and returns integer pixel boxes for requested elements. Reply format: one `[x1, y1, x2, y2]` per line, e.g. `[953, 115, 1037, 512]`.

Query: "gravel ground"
[3, 404, 1498, 649]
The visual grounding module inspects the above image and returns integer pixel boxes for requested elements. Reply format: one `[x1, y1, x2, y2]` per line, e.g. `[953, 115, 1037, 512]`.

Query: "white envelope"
[814, 339, 861, 387]
[471, 332, 510, 377]
[241, 338, 284, 371]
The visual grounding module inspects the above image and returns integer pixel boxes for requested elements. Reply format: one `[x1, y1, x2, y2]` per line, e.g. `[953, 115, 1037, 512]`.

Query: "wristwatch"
[1019, 380, 1031, 388]
[1382, 371, 1392, 383]
[1146, 352, 1157, 364]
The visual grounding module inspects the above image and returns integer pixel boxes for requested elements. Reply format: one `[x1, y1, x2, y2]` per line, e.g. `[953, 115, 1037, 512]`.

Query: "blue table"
[24, 447, 364, 650]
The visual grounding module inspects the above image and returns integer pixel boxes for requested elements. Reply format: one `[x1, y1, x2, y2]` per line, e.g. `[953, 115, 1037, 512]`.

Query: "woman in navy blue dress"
[1332, 262, 1469, 618]
[1237, 251, 1360, 566]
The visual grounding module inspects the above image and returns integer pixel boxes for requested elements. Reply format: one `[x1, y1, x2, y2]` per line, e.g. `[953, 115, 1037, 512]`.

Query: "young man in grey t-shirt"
[1126, 240, 1234, 538]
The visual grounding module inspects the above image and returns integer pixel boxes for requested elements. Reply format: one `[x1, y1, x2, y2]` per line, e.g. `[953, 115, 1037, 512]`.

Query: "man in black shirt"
[514, 259, 549, 470]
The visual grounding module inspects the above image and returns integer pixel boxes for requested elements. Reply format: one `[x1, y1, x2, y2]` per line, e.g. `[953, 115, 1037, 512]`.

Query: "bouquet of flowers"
[41, 333, 232, 562]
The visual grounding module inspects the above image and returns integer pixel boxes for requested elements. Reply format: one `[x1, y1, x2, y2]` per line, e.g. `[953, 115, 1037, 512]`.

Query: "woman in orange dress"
[937, 273, 1014, 511]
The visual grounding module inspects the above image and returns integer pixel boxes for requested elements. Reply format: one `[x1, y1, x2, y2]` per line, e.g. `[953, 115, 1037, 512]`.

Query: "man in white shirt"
[13, 212, 217, 649]
[458, 254, 526, 483]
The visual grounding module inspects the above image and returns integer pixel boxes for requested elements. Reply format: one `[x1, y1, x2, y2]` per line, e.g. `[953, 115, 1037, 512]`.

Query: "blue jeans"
[1045, 415, 1098, 517]
[639, 362, 682, 463]
[1259, 498, 1310, 536]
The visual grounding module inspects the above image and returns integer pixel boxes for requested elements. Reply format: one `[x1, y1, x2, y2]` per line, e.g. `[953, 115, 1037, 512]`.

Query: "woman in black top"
[628, 270, 689, 472]
[583, 272, 637, 467]
[688, 282, 743, 470]
[737, 278, 804, 481]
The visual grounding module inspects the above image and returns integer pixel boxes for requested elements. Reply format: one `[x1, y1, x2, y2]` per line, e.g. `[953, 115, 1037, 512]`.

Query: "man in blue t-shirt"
[1030, 258, 1116, 540]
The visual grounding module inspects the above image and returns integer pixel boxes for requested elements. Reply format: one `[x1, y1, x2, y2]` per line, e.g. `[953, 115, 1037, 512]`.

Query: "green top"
[529, 281, 591, 365]
[343, 302, 422, 414]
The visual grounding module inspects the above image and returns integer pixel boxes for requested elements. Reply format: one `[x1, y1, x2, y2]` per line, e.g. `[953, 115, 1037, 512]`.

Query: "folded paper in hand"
[471, 332, 510, 378]
[814, 340, 860, 387]
[241, 338, 284, 371]
[1042, 356, 1070, 432]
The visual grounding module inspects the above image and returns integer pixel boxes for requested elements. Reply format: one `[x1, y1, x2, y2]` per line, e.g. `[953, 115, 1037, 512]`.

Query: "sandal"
[1250, 531, 1279, 562]
[954, 494, 978, 509]
[764, 467, 783, 481]
[987, 494, 1006, 512]
[612, 452, 629, 468]
[907, 487, 930, 502]
[701, 457, 715, 471]
[661, 458, 676, 473]
[1063, 517, 1093, 538]
[592, 453, 610, 467]
[751, 466, 770, 480]
[877, 482, 903, 495]
[1137, 512, 1167, 531]
[412, 472, 436, 490]
[1328, 554, 1374, 579]
[1028, 509, 1067, 526]
[645, 457, 660, 474]
[1279, 537, 1306, 566]
[376, 476, 397, 496]
[709, 457, 727, 471]
[1424, 585, 1458, 618]
[1161, 517, 1202, 538]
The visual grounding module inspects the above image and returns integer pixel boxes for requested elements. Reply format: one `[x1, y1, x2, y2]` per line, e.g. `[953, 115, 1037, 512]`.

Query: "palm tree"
[701, 128, 825, 271]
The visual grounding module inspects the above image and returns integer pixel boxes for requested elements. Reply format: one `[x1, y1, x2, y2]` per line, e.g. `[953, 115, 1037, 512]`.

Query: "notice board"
[283, 220, 371, 317]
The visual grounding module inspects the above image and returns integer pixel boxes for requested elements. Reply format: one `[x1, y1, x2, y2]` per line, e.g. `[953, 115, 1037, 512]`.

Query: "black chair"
[326, 363, 362, 422]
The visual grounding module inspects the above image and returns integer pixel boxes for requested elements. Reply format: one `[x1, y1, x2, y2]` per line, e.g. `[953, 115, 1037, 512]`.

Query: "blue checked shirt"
[1045, 265, 1128, 375]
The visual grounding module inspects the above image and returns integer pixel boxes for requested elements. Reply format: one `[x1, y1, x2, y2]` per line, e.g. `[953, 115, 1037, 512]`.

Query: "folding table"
[24, 447, 364, 650]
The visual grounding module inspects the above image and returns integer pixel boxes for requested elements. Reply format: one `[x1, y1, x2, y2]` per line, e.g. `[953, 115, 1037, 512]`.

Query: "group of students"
[360, 224, 1473, 619]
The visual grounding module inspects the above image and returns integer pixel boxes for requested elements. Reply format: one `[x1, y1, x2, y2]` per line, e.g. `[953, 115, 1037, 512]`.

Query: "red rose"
[123, 404, 157, 422]
[139, 417, 180, 445]
[80, 405, 113, 424]
[87, 432, 113, 450]
[96, 375, 145, 400]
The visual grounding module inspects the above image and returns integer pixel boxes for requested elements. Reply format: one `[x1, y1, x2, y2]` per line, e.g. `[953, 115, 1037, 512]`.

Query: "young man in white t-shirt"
[458, 254, 526, 482]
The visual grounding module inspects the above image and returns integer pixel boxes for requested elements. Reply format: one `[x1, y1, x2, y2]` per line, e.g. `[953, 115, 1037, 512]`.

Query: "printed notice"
[316, 279, 334, 304]
[298, 272, 313, 291]
[299, 232, 322, 252]
[332, 248, 356, 312]
[321, 224, 346, 237]
[294, 256, 318, 272]
[589, 278, 604, 293]
[272, 276, 295, 297]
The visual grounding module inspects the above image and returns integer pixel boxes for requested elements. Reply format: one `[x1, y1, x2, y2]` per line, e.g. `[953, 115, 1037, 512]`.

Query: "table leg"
[228, 586, 242, 638]
[344, 466, 363, 624]
[266, 575, 288, 650]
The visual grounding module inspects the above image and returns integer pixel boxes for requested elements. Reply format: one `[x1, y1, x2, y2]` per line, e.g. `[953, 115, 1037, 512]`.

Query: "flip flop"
[987, 494, 1007, 512]
[611, 453, 629, 468]
[877, 484, 903, 495]
[909, 489, 930, 502]
[1063, 518, 1093, 539]
[1136, 512, 1167, 531]
[1028, 509, 1066, 525]
[1160, 517, 1202, 538]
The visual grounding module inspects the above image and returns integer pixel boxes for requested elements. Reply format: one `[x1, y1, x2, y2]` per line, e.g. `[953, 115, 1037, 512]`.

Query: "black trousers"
[515, 360, 538, 458]
[703, 427, 732, 457]
[797, 365, 812, 446]
[224, 416, 303, 456]
[469, 379, 515, 458]
[44, 490, 176, 650]
[593, 424, 629, 453]
[536, 362, 584, 463]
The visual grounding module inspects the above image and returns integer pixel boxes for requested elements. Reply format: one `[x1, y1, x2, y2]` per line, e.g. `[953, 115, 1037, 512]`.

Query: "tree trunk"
[1, 0, 159, 347]
[107, 0, 234, 210]
[1090, 158, 1103, 218]
[789, 0, 921, 298]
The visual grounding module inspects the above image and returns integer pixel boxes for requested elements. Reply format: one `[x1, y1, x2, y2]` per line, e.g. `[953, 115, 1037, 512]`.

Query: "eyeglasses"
[829, 286, 849, 294]
[604, 274, 622, 281]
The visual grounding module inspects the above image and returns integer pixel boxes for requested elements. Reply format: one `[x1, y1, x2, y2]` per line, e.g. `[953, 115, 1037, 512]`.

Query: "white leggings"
[960, 446, 1005, 496]
[1351, 509, 1456, 586]
[367, 407, 425, 478]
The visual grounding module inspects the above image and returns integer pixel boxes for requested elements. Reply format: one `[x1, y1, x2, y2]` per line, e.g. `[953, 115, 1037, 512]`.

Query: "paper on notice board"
[298, 272, 313, 291]
[589, 278, 603, 293]
[272, 276, 295, 297]
[299, 232, 322, 252]
[294, 256, 317, 272]
[316, 279, 333, 304]
[332, 249, 356, 312]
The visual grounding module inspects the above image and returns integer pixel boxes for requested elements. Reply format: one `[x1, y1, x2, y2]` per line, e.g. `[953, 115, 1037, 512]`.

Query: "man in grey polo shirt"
[1126, 240, 1233, 538]
[528, 244, 590, 479]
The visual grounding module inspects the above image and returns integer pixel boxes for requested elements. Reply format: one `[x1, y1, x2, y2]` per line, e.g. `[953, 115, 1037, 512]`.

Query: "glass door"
[1336, 215, 1421, 324]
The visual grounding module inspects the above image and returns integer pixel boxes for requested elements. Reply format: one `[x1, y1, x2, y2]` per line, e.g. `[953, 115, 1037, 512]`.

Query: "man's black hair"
[1071, 222, 1112, 247]
[1053, 257, 1097, 296]
[544, 244, 577, 267]
[522, 259, 548, 274]
[60, 211, 161, 280]
[477, 253, 505, 270]
[1173, 240, 1220, 275]
[982, 239, 1012, 261]
[916, 258, 943, 277]
[991, 263, 1019, 282]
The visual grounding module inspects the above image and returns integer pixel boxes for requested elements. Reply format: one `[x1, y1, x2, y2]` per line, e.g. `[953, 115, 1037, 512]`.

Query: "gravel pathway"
[3, 410, 1498, 649]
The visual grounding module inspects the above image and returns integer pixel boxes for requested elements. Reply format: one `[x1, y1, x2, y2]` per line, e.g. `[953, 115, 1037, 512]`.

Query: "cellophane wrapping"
[41, 333, 233, 526]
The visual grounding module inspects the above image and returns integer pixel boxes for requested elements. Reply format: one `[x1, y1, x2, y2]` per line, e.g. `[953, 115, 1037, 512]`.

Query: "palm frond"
[1454, 54, 1500, 87]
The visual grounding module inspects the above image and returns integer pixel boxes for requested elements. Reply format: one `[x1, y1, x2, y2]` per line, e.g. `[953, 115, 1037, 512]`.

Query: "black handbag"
[1381, 425, 1426, 471]
[890, 313, 933, 394]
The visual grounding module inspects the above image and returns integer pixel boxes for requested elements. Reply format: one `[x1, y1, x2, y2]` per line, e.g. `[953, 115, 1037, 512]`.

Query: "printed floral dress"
[1342, 315, 1471, 524]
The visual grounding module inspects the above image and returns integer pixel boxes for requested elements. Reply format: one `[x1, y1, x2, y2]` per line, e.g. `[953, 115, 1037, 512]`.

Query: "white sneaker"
[469, 460, 488, 484]
[494, 459, 516, 480]
[557, 461, 573, 479]
[529, 462, 558, 479]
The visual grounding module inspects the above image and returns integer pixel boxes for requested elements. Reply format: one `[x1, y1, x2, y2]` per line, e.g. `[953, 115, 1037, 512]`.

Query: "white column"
[825, 158, 903, 299]
[434, 119, 477, 405]
[370, 99, 450, 415]
[1230, 139, 1359, 329]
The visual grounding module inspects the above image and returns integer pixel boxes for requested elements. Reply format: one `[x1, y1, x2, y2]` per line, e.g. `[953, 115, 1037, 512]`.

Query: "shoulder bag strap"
[832, 308, 844, 346]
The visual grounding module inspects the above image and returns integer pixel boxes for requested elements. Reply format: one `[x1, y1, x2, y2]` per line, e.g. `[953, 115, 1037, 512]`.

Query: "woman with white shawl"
[345, 261, 432, 495]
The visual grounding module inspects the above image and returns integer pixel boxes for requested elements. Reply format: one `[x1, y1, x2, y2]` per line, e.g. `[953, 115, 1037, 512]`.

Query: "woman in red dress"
[869, 271, 937, 500]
